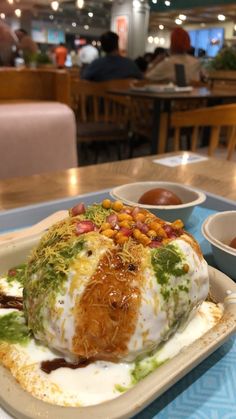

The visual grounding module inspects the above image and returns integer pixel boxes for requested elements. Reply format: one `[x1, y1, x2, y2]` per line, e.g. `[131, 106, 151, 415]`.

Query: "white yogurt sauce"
[0, 301, 223, 407]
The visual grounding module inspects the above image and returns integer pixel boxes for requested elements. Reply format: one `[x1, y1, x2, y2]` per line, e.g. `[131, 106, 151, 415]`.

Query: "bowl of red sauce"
[202, 211, 236, 280]
[110, 181, 206, 225]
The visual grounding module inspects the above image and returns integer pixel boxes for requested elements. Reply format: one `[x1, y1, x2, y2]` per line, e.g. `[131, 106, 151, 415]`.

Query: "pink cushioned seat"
[0, 102, 78, 179]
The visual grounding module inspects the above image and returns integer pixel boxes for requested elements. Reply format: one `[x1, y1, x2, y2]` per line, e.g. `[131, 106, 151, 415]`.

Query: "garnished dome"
[23, 200, 209, 362]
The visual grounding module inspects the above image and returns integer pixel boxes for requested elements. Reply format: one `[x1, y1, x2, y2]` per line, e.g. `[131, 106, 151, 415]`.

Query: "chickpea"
[147, 229, 157, 238]
[115, 233, 129, 244]
[118, 213, 133, 222]
[171, 219, 184, 229]
[102, 229, 116, 238]
[119, 220, 132, 229]
[112, 200, 123, 212]
[149, 221, 162, 233]
[133, 213, 145, 222]
[133, 228, 142, 240]
[138, 234, 151, 246]
[101, 222, 111, 231]
[102, 199, 111, 209]
[157, 227, 167, 238]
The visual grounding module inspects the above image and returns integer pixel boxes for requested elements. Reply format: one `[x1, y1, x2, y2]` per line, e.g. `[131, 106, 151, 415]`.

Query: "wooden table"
[0, 152, 235, 211]
[108, 87, 236, 154]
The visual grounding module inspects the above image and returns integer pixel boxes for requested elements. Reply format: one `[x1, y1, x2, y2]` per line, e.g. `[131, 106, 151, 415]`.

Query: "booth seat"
[0, 102, 78, 179]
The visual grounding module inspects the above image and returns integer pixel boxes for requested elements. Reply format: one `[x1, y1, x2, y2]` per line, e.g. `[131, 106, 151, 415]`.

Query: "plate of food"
[0, 199, 235, 419]
[130, 83, 193, 94]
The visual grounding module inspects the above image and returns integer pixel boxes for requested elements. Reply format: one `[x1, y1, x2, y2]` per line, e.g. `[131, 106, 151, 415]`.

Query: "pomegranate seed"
[71, 203, 85, 216]
[75, 221, 95, 235]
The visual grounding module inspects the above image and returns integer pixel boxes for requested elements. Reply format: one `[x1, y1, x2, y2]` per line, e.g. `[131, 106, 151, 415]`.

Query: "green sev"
[81, 203, 114, 225]
[6, 264, 27, 286]
[0, 311, 31, 345]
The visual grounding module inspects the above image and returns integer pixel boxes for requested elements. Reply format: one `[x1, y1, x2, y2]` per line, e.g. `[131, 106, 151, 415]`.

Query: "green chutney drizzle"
[0, 311, 31, 344]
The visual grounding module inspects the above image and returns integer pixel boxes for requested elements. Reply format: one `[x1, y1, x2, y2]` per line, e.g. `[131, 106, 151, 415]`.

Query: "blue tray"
[0, 188, 235, 419]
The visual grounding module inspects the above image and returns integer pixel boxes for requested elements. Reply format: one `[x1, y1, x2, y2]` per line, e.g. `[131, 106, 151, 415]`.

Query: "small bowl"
[110, 181, 206, 225]
[202, 211, 236, 281]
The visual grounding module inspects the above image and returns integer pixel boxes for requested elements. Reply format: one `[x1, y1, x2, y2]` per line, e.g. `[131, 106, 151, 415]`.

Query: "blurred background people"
[79, 41, 99, 71]
[145, 28, 202, 84]
[82, 31, 143, 81]
[15, 28, 38, 63]
[55, 42, 68, 69]
[0, 21, 17, 66]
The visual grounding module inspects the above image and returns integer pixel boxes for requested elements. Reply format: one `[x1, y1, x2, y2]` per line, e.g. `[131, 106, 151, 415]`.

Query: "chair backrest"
[0, 68, 71, 106]
[71, 79, 131, 126]
[171, 103, 236, 160]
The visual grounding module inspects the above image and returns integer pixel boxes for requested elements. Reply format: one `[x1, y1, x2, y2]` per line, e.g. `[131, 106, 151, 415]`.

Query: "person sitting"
[82, 31, 143, 81]
[145, 28, 202, 84]
[15, 28, 38, 62]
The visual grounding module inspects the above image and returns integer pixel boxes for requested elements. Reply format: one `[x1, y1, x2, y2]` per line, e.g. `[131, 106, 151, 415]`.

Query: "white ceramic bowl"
[202, 211, 236, 281]
[110, 181, 206, 225]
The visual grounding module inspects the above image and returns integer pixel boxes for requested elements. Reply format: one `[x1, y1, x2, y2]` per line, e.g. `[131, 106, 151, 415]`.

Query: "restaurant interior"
[0, 1, 236, 419]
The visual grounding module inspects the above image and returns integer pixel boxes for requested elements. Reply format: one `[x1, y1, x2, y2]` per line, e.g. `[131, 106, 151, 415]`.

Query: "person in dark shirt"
[82, 31, 143, 81]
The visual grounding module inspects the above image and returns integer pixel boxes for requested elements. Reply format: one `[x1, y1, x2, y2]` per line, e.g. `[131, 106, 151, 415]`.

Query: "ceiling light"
[97, 40, 101, 47]
[15, 8, 21, 17]
[92, 40, 96, 46]
[72, 22, 77, 27]
[159, 24, 164, 30]
[152, 0, 157, 3]
[8, 0, 14, 4]
[148, 36, 153, 43]
[84, 24, 89, 30]
[179, 14, 186, 20]
[154, 36, 159, 44]
[0, 13, 5, 19]
[88, 12, 93, 17]
[218, 14, 225, 21]
[175, 18, 182, 25]
[51, 1, 59, 11]
[76, 0, 84, 8]
[234, 24, 236, 31]
[200, 22, 206, 27]
[165, 1, 171, 6]
[160, 37, 165, 45]
[49, 14, 54, 20]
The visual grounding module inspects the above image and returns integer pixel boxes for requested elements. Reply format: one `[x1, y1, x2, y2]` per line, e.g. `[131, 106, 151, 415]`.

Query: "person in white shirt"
[145, 28, 202, 84]
[79, 43, 99, 67]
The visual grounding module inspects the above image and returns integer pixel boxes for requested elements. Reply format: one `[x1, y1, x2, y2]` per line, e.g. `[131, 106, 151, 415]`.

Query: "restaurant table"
[0, 151, 235, 419]
[108, 87, 236, 155]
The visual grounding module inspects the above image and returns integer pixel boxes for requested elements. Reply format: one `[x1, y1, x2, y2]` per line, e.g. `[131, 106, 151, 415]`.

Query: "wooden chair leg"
[191, 126, 199, 152]
[227, 126, 236, 160]
[173, 127, 180, 151]
[208, 126, 220, 156]
[158, 112, 168, 154]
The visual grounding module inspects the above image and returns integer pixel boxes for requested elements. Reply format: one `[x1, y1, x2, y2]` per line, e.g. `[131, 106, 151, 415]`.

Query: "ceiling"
[0, 0, 112, 30]
[149, 3, 236, 31]
[0, 0, 236, 34]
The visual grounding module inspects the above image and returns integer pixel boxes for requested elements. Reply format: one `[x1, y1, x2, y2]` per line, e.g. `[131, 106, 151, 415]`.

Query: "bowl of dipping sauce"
[202, 211, 236, 280]
[110, 182, 206, 225]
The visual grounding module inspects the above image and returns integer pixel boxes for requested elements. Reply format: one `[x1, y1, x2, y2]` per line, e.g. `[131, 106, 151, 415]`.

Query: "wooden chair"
[170, 103, 236, 160]
[71, 79, 131, 163]
[0, 68, 71, 106]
